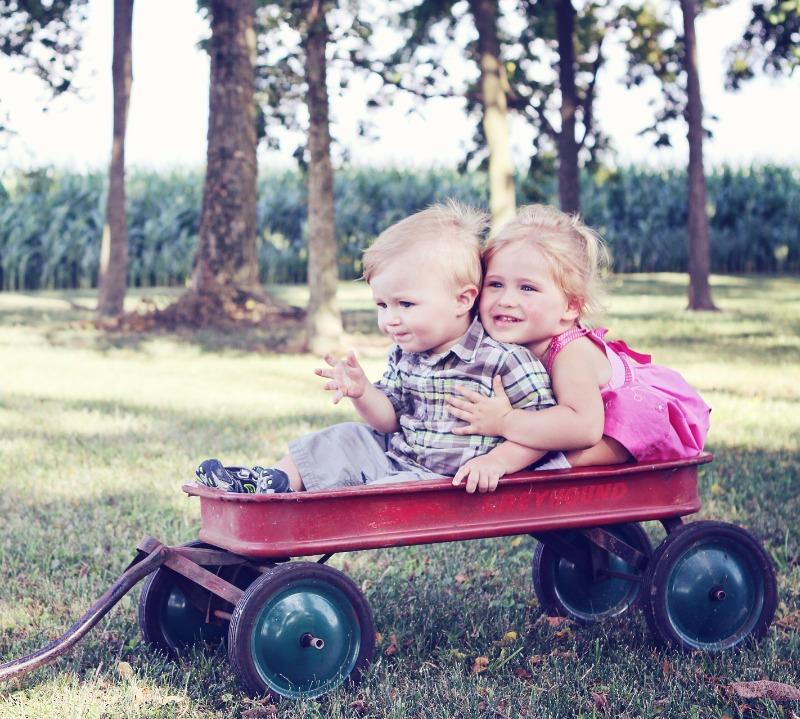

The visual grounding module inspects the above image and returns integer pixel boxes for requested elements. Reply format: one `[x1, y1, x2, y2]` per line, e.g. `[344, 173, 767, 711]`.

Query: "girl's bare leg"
[565, 436, 632, 467]
[274, 456, 306, 491]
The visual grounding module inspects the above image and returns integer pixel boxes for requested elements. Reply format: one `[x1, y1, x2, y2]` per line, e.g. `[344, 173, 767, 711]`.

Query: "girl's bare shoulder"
[552, 335, 611, 386]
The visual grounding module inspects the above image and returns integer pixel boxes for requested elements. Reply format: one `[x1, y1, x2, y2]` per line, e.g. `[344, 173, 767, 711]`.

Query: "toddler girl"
[447, 204, 710, 467]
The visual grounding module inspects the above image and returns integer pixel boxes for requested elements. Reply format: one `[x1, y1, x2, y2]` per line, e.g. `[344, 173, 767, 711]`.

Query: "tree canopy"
[0, 0, 87, 133]
[727, 0, 799, 87]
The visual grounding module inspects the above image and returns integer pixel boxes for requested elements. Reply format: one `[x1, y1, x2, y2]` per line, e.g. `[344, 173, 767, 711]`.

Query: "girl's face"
[479, 242, 579, 358]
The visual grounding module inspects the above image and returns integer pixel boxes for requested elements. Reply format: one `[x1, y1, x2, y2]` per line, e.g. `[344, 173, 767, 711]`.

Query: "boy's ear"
[455, 284, 479, 314]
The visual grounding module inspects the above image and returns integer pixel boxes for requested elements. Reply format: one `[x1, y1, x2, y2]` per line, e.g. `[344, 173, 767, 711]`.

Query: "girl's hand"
[314, 350, 369, 404]
[448, 375, 513, 437]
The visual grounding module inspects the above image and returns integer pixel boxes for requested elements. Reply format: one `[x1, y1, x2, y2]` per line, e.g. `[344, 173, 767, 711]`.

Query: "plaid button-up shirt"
[375, 317, 555, 476]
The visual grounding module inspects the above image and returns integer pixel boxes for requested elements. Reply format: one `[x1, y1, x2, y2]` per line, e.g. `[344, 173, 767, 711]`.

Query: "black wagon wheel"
[138, 541, 261, 655]
[642, 520, 777, 651]
[532, 522, 653, 623]
[228, 561, 375, 699]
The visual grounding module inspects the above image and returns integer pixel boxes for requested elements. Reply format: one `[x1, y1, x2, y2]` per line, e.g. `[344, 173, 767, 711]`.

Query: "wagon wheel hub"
[709, 585, 727, 601]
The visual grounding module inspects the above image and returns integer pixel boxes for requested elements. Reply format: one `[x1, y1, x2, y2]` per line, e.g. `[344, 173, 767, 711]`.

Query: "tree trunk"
[304, 0, 342, 354]
[192, 0, 259, 292]
[96, 0, 133, 320]
[680, 0, 717, 310]
[556, 0, 580, 214]
[106, 0, 301, 333]
[469, 0, 515, 233]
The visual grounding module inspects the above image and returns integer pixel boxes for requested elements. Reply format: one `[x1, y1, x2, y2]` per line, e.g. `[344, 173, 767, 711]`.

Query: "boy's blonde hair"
[363, 200, 487, 290]
[484, 204, 609, 320]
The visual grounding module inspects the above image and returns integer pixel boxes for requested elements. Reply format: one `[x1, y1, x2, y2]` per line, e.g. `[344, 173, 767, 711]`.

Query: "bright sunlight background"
[1, 0, 799, 171]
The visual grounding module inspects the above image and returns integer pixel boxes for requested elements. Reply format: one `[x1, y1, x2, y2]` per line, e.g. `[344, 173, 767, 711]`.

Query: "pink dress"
[542, 327, 711, 462]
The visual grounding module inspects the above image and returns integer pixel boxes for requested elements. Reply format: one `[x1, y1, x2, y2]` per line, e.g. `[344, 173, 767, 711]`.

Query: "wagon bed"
[184, 453, 712, 558]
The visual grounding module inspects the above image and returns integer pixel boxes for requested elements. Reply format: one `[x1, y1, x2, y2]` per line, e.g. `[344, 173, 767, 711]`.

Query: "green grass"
[0, 274, 798, 718]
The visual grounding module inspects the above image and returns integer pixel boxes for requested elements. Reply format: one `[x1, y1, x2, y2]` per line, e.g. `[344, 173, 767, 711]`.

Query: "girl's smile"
[479, 242, 579, 358]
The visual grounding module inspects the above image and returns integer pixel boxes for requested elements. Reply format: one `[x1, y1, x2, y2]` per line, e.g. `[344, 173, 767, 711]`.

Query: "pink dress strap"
[542, 326, 654, 387]
[542, 326, 607, 375]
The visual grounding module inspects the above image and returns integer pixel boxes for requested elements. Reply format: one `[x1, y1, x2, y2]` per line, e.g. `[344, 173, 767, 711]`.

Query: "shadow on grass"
[0, 392, 351, 451]
[3, 275, 797, 359]
[614, 273, 797, 299]
[0, 299, 381, 356]
[699, 444, 800, 549]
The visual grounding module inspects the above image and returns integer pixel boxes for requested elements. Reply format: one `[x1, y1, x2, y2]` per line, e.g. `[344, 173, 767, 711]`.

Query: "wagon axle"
[710, 586, 727, 601]
[300, 633, 326, 649]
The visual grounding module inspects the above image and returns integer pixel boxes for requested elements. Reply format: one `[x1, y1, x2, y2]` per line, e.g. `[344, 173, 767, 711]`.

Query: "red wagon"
[0, 452, 778, 701]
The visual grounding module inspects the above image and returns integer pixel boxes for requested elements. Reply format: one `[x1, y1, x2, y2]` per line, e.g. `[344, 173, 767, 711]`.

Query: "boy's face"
[370, 260, 477, 355]
[479, 242, 578, 357]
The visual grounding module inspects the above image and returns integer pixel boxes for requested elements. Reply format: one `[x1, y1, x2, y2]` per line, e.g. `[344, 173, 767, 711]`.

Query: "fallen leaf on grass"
[242, 706, 278, 717]
[454, 572, 470, 584]
[471, 656, 490, 674]
[513, 667, 532, 680]
[590, 691, 609, 713]
[117, 661, 133, 679]
[775, 611, 800, 631]
[728, 680, 800, 701]
[495, 630, 518, 646]
[551, 649, 575, 659]
[349, 699, 370, 713]
[510, 537, 524, 548]
[540, 615, 570, 628]
[384, 634, 398, 656]
[662, 660, 674, 676]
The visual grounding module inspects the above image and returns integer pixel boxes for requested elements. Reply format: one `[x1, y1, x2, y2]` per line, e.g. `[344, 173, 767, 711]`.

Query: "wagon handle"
[0, 542, 169, 684]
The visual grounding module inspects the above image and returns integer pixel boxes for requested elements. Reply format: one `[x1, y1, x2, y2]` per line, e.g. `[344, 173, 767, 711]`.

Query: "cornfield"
[0, 165, 797, 290]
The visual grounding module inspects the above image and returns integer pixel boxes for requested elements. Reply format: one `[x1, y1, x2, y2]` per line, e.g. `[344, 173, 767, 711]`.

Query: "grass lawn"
[0, 274, 798, 718]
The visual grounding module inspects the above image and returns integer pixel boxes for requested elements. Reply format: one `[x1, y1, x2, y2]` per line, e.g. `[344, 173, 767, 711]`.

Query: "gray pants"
[289, 422, 445, 491]
[288, 422, 571, 492]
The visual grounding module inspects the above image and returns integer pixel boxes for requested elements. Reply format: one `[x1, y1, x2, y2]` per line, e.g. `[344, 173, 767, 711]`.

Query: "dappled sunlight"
[0, 671, 207, 719]
[705, 393, 799, 451]
[1, 406, 152, 439]
[0, 293, 85, 312]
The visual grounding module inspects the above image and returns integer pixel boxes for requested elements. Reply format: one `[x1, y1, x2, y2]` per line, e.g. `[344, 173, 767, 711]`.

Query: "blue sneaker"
[195, 459, 257, 493]
[252, 466, 292, 494]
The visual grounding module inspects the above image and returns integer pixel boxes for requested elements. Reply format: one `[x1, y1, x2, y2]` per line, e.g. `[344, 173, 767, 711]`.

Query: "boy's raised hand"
[315, 350, 369, 404]
[451, 453, 506, 494]
[448, 374, 513, 436]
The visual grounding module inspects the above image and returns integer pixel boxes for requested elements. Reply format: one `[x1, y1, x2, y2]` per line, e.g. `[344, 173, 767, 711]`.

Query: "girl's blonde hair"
[483, 204, 610, 320]
[363, 200, 487, 290]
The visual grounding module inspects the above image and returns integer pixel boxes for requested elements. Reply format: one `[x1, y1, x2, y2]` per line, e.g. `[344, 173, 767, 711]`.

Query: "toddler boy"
[197, 201, 556, 494]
